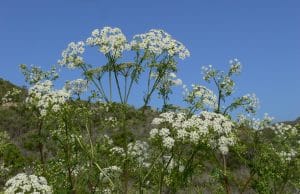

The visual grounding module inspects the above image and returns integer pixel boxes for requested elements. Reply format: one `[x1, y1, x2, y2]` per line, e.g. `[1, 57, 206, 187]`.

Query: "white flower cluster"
[200, 112, 235, 155]
[169, 72, 183, 86]
[202, 59, 242, 96]
[201, 65, 216, 81]
[128, 140, 150, 167]
[20, 64, 59, 85]
[150, 111, 235, 154]
[50, 126, 82, 146]
[58, 41, 85, 69]
[238, 113, 274, 131]
[184, 84, 217, 111]
[240, 93, 259, 113]
[278, 149, 297, 162]
[150, 127, 174, 149]
[110, 141, 150, 167]
[0, 163, 10, 177]
[1, 88, 21, 104]
[202, 64, 235, 95]
[27, 80, 70, 117]
[270, 123, 299, 162]
[102, 135, 114, 146]
[99, 166, 122, 183]
[202, 59, 241, 80]
[94, 187, 113, 194]
[104, 116, 118, 128]
[220, 76, 235, 95]
[229, 58, 242, 75]
[86, 27, 129, 58]
[163, 136, 175, 149]
[131, 29, 190, 59]
[64, 79, 88, 96]
[156, 72, 183, 100]
[217, 136, 235, 155]
[271, 123, 298, 136]
[4, 173, 52, 194]
[110, 146, 125, 157]
[102, 188, 112, 194]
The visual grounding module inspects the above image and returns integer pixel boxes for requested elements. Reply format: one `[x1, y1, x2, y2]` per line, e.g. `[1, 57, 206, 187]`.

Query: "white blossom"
[177, 128, 188, 140]
[99, 166, 122, 183]
[128, 141, 149, 165]
[278, 149, 297, 162]
[162, 136, 175, 149]
[150, 111, 235, 154]
[218, 136, 235, 155]
[149, 128, 159, 139]
[189, 131, 200, 144]
[238, 113, 273, 131]
[151, 118, 164, 125]
[201, 61, 240, 96]
[4, 173, 52, 194]
[184, 84, 217, 111]
[229, 58, 242, 75]
[271, 123, 297, 136]
[159, 128, 170, 138]
[110, 147, 125, 157]
[1, 88, 21, 105]
[201, 65, 216, 81]
[64, 79, 88, 96]
[86, 27, 129, 58]
[26, 80, 70, 117]
[240, 93, 260, 113]
[58, 41, 85, 69]
[131, 29, 190, 59]
[172, 78, 183, 86]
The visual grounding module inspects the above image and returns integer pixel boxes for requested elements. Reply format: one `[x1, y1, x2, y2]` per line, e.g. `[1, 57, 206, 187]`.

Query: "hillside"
[1, 78, 299, 193]
[0, 78, 27, 97]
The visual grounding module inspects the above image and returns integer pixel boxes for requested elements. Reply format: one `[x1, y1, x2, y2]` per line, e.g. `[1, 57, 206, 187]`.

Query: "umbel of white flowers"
[4, 173, 52, 194]
[58, 27, 190, 69]
[26, 80, 71, 117]
[150, 111, 235, 155]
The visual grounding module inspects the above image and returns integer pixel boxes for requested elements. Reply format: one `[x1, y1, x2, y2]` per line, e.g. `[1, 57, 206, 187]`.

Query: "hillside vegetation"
[1, 27, 299, 194]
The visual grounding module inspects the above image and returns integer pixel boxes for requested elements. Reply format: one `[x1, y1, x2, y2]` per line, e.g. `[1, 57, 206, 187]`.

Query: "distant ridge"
[284, 117, 300, 125]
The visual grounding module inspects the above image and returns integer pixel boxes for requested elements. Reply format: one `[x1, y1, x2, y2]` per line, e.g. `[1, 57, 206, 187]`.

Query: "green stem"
[124, 75, 128, 103]
[37, 118, 45, 166]
[159, 150, 174, 193]
[143, 68, 164, 108]
[125, 76, 134, 103]
[80, 64, 109, 102]
[96, 76, 109, 101]
[182, 147, 199, 182]
[222, 154, 231, 194]
[62, 113, 75, 193]
[111, 61, 124, 104]
[142, 150, 164, 183]
[109, 71, 112, 102]
[75, 137, 115, 188]
[213, 77, 222, 113]
[125, 53, 145, 103]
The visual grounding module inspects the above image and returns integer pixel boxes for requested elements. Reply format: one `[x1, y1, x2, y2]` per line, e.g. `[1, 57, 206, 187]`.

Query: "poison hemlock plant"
[0, 27, 299, 194]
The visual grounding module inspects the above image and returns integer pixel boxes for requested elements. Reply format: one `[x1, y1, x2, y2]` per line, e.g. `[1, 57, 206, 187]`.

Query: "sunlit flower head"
[86, 27, 129, 58]
[131, 29, 190, 59]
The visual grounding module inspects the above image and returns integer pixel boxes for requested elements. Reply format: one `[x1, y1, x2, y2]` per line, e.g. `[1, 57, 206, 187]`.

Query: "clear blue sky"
[0, 0, 299, 121]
